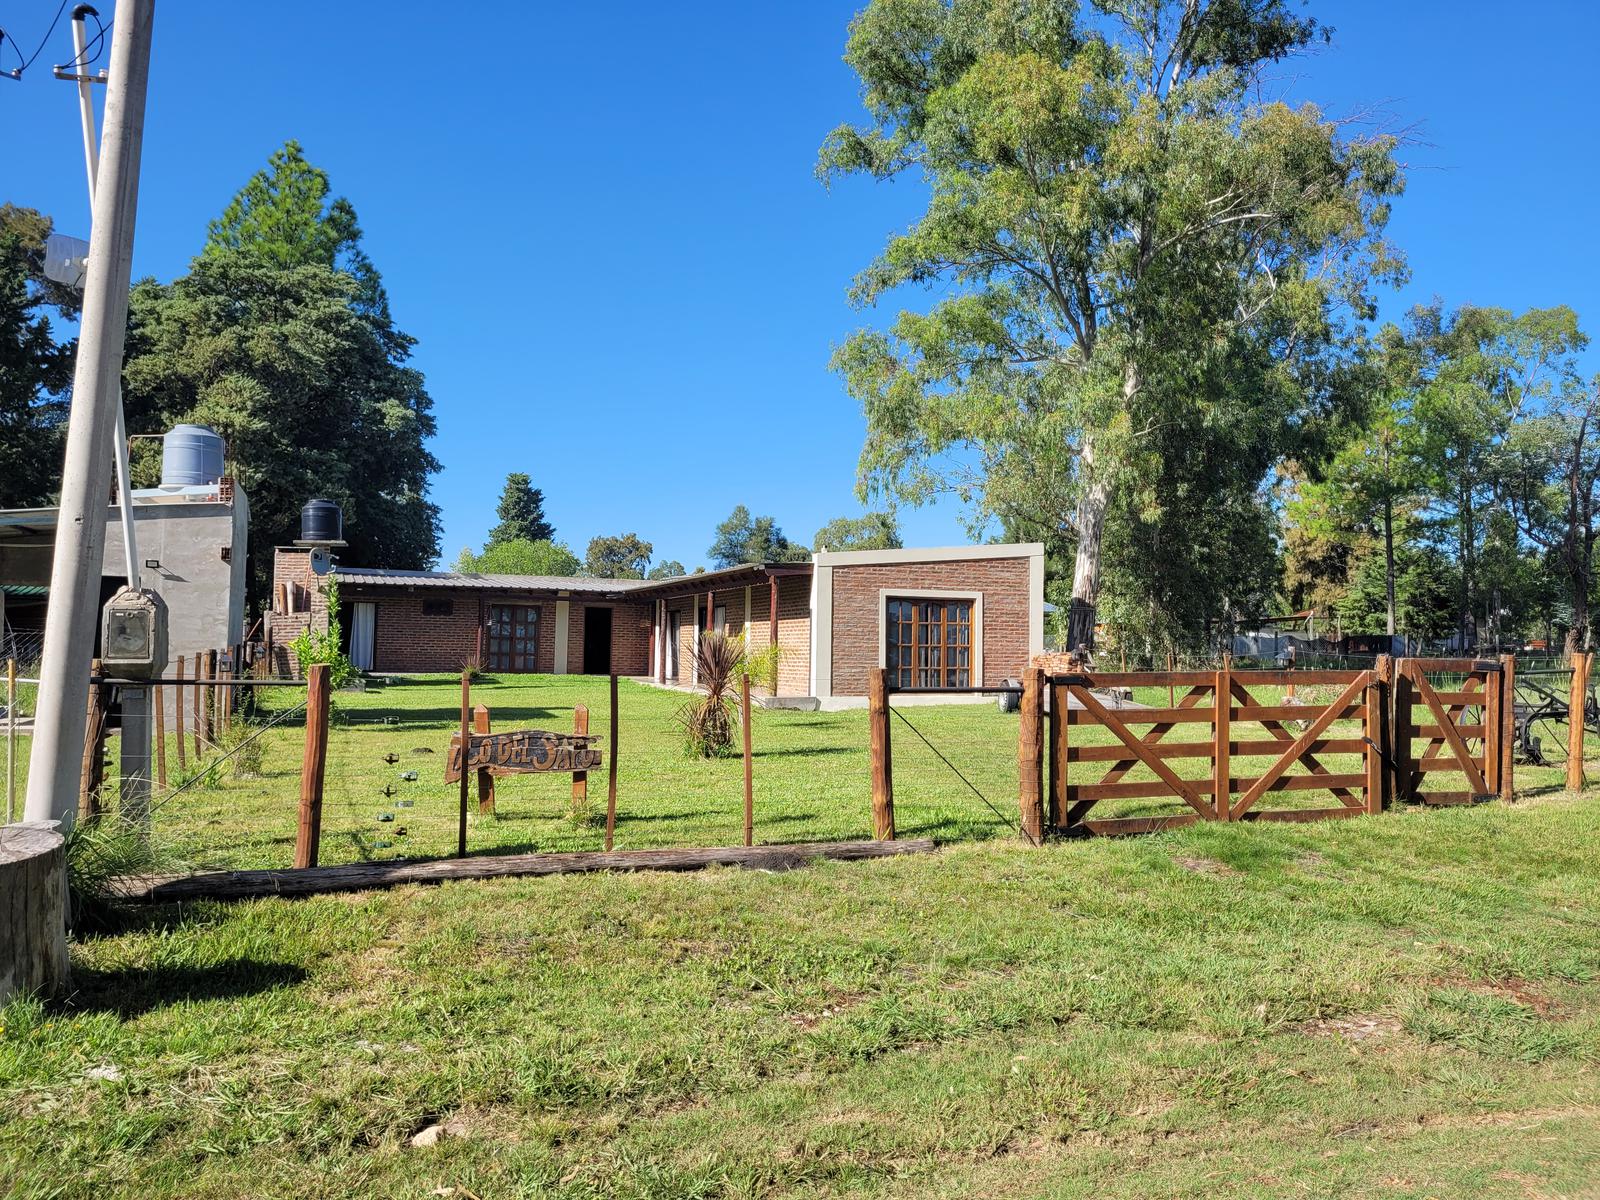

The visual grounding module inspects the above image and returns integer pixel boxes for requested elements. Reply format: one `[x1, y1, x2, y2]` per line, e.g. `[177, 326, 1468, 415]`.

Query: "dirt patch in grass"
[1299, 1013, 1403, 1042]
[787, 992, 867, 1031]
[1174, 856, 1239, 876]
[1461, 976, 1565, 1017]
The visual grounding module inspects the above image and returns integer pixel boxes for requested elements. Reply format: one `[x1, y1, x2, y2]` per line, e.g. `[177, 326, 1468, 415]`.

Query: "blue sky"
[2, 1, 1595, 571]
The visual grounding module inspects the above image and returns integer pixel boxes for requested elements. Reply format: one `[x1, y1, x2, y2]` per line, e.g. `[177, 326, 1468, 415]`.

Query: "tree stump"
[0, 822, 70, 1002]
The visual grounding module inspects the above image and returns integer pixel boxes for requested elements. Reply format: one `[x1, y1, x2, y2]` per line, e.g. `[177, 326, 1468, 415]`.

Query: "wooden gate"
[1044, 662, 1389, 836]
[1393, 657, 1513, 806]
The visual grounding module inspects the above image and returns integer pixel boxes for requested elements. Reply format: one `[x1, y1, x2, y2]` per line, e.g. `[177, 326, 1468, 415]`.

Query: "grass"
[17, 670, 1569, 872]
[1, 790, 1597, 1197]
[2, 673, 1597, 1197]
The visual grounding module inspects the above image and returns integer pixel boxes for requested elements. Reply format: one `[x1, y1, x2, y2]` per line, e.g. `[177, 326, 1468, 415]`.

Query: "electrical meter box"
[101, 587, 169, 679]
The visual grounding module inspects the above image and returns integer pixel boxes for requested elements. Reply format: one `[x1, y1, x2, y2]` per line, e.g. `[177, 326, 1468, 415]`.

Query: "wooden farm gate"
[1026, 662, 1389, 837]
[1392, 656, 1514, 807]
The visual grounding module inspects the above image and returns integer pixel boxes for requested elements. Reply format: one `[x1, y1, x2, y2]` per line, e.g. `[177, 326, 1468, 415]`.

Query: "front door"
[486, 604, 539, 672]
[583, 607, 613, 675]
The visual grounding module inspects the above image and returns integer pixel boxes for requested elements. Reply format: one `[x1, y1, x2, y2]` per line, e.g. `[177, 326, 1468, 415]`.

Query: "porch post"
[705, 589, 714, 633]
[656, 600, 666, 684]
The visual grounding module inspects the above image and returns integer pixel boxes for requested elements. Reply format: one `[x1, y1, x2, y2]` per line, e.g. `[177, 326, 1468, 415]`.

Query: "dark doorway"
[582, 606, 612, 675]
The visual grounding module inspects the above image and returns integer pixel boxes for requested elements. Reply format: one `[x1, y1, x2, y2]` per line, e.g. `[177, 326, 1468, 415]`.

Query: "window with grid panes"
[885, 598, 973, 688]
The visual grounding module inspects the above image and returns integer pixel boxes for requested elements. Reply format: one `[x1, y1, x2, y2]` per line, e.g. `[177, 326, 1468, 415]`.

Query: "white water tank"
[160, 424, 225, 487]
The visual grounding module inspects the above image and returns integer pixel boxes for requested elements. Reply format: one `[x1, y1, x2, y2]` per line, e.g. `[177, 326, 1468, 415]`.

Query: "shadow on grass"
[752, 746, 856, 759]
[58, 957, 309, 1018]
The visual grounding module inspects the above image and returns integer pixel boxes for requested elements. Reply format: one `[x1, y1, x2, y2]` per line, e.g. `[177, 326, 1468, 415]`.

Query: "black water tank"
[300, 498, 343, 544]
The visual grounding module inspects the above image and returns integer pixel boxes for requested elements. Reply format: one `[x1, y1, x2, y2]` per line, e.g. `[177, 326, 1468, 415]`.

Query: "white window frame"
[878, 588, 983, 689]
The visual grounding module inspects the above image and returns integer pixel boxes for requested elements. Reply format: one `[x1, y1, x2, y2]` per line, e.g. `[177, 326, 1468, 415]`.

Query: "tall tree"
[486, 472, 554, 546]
[709, 505, 809, 568]
[823, 0, 1403, 648]
[456, 537, 580, 577]
[122, 144, 444, 603]
[813, 511, 902, 551]
[1504, 376, 1600, 650]
[0, 207, 72, 507]
[122, 257, 441, 603]
[647, 559, 687, 579]
[203, 140, 391, 327]
[585, 533, 653, 579]
[1406, 304, 1584, 648]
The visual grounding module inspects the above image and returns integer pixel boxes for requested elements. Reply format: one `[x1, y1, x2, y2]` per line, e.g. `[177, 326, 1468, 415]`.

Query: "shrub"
[289, 574, 356, 688]
[678, 632, 775, 758]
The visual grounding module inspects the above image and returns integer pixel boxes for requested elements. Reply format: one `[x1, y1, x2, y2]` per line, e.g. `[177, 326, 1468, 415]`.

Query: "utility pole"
[25, 0, 156, 827]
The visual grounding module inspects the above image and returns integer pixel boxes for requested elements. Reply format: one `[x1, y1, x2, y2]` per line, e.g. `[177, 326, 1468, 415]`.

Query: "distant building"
[270, 542, 1046, 710]
[0, 426, 249, 719]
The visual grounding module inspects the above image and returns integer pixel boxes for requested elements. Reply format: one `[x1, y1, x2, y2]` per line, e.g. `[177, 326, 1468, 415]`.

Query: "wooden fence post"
[869, 667, 895, 840]
[604, 673, 619, 852]
[571, 703, 589, 816]
[1366, 657, 1389, 815]
[294, 664, 331, 869]
[1213, 659, 1231, 820]
[1392, 658, 1413, 804]
[79, 659, 107, 822]
[174, 655, 187, 771]
[1046, 677, 1062, 830]
[153, 683, 167, 791]
[191, 651, 204, 758]
[1500, 653, 1516, 802]
[474, 704, 495, 815]
[1567, 651, 1590, 793]
[1018, 667, 1044, 844]
[741, 673, 754, 847]
[203, 649, 218, 747]
[456, 671, 471, 858]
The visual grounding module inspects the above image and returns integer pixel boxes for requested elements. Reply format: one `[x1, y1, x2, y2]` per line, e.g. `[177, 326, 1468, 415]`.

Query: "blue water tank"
[301, 498, 343, 544]
[161, 424, 225, 486]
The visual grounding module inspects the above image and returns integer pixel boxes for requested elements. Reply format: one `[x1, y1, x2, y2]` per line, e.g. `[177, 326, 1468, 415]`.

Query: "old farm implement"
[1511, 661, 1597, 767]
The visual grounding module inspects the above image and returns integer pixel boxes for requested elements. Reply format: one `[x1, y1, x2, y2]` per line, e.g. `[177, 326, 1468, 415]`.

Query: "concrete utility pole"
[25, 0, 156, 827]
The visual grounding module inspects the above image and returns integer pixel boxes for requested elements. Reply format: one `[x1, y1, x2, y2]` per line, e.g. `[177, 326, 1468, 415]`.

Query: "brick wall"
[660, 579, 811, 695]
[267, 548, 327, 677]
[568, 600, 653, 675]
[828, 557, 1031, 697]
[362, 589, 488, 673]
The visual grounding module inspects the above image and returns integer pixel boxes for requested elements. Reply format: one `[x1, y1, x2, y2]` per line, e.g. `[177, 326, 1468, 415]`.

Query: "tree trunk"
[1067, 362, 1139, 652]
[1068, 444, 1111, 652]
[1383, 492, 1396, 638]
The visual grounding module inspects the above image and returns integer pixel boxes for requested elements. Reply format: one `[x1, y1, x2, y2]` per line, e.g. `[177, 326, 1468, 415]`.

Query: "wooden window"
[422, 598, 454, 617]
[486, 604, 539, 672]
[886, 598, 973, 689]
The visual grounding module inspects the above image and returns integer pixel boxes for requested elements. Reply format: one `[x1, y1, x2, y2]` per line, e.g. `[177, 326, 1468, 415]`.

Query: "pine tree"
[486, 473, 553, 546]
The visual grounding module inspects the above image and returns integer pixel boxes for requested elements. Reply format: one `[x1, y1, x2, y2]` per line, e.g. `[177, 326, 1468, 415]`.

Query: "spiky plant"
[679, 632, 747, 758]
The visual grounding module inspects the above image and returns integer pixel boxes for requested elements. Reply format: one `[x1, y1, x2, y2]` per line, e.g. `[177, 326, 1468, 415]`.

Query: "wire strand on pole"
[1, 0, 70, 76]
[888, 704, 1034, 845]
[143, 698, 307, 817]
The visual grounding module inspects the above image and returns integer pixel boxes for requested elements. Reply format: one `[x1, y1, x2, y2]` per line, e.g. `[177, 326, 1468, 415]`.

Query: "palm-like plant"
[679, 632, 747, 757]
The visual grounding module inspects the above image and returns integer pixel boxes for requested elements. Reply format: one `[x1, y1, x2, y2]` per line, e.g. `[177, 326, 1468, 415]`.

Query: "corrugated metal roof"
[331, 567, 656, 592]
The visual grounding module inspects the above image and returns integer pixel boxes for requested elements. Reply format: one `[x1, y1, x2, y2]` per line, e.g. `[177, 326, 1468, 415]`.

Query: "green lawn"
[16, 670, 1569, 870]
[2, 675, 1597, 1198]
[2, 789, 1597, 1197]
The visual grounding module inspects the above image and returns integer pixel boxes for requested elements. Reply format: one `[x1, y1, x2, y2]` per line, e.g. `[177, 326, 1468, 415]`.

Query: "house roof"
[330, 561, 815, 600]
[331, 567, 656, 593]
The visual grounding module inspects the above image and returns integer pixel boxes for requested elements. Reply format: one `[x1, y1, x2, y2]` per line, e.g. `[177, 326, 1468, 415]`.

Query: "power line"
[1, 0, 71, 79]
[57, 9, 110, 74]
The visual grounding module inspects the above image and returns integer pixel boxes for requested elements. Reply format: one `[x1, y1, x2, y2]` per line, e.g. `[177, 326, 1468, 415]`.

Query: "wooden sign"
[445, 729, 601, 783]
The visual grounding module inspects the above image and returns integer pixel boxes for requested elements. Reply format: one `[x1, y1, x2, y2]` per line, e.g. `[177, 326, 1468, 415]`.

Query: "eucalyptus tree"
[822, 0, 1403, 648]
[1405, 304, 1585, 647]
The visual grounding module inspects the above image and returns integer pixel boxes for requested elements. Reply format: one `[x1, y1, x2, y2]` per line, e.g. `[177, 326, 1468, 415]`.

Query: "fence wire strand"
[144, 697, 307, 817]
[888, 703, 1038, 845]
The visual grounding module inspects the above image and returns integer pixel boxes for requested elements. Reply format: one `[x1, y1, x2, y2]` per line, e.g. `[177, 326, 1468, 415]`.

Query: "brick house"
[269, 542, 1044, 709]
